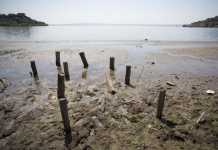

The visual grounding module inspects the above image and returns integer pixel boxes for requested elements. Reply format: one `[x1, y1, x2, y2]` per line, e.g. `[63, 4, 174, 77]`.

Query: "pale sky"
[0, 0, 218, 24]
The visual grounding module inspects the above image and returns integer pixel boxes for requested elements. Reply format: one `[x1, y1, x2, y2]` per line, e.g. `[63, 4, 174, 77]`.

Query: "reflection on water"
[82, 68, 88, 79]
[0, 27, 32, 40]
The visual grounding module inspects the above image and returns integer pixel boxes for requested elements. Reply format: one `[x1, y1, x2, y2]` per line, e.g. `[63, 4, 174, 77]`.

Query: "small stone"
[192, 86, 197, 90]
[175, 75, 179, 80]
[0, 78, 9, 93]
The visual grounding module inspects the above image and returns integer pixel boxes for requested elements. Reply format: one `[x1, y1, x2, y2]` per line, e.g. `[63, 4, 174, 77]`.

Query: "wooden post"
[63, 62, 70, 81]
[125, 65, 131, 85]
[110, 57, 115, 71]
[30, 60, 39, 80]
[59, 98, 72, 146]
[57, 73, 65, 99]
[56, 51, 61, 67]
[57, 73, 72, 146]
[156, 90, 166, 119]
[79, 52, 89, 68]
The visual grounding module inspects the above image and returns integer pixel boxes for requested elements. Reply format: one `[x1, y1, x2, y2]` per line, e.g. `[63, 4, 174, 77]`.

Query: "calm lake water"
[0, 25, 218, 48]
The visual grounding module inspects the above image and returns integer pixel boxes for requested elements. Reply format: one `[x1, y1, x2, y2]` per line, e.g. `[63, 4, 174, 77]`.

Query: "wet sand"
[0, 41, 218, 149]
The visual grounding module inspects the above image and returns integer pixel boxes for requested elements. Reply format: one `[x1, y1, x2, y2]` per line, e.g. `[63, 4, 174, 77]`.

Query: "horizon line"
[48, 23, 183, 26]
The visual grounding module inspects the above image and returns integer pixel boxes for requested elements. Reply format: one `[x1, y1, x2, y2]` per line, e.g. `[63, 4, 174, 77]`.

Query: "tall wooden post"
[57, 73, 65, 99]
[156, 90, 166, 119]
[125, 65, 131, 85]
[110, 57, 115, 71]
[59, 98, 72, 146]
[30, 60, 39, 80]
[79, 52, 89, 68]
[56, 51, 61, 67]
[63, 62, 70, 81]
[57, 73, 72, 146]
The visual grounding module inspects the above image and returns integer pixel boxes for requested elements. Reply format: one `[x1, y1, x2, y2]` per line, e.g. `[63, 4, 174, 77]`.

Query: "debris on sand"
[196, 111, 206, 124]
[206, 90, 215, 95]
[166, 81, 176, 86]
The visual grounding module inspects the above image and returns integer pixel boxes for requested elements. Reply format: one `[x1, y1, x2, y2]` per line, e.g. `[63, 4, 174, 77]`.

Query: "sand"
[0, 42, 218, 149]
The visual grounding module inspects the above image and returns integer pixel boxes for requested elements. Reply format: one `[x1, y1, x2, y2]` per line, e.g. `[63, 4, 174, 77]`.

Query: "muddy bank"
[0, 73, 218, 150]
[0, 42, 218, 149]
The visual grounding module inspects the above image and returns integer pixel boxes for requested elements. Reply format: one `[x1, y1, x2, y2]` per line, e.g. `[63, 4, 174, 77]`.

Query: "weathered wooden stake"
[79, 52, 89, 68]
[30, 60, 39, 80]
[156, 90, 166, 119]
[59, 98, 72, 146]
[110, 57, 115, 71]
[125, 65, 131, 85]
[57, 73, 65, 99]
[56, 51, 61, 67]
[57, 73, 72, 146]
[63, 62, 70, 81]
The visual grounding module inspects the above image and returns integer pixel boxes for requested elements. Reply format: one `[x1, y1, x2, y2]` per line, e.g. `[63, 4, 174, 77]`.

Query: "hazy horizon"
[1, 0, 218, 25]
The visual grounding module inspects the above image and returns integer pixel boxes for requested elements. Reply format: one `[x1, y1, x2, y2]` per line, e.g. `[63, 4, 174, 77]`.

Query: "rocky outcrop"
[183, 16, 218, 28]
[0, 13, 48, 26]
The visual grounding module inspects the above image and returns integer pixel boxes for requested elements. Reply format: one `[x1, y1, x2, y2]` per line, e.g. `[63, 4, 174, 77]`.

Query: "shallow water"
[0, 25, 218, 90]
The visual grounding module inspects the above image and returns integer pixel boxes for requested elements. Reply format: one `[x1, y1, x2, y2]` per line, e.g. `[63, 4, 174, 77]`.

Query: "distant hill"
[183, 16, 218, 28]
[0, 13, 48, 26]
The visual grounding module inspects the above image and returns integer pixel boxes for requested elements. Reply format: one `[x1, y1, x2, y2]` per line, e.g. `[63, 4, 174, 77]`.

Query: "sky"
[0, 0, 218, 25]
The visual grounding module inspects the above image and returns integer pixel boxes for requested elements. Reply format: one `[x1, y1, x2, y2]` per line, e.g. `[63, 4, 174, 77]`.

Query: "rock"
[175, 75, 179, 80]
[78, 128, 90, 139]
[91, 116, 103, 128]
[0, 120, 16, 139]
[128, 102, 145, 114]
[192, 86, 197, 90]
[85, 85, 98, 97]
[0, 78, 9, 93]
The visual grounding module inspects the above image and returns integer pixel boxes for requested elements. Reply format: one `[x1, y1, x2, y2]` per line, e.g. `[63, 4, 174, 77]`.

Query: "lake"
[0, 25, 218, 50]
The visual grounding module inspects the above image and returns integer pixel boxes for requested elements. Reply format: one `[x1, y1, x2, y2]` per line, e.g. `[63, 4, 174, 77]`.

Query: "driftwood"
[106, 73, 116, 95]
[196, 111, 206, 124]
[166, 81, 176, 86]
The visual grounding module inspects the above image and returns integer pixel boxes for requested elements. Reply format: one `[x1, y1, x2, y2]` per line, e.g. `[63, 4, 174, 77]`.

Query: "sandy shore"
[0, 42, 218, 149]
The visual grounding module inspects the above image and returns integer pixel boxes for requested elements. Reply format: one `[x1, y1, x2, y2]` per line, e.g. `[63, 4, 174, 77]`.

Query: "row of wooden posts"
[30, 51, 166, 147]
